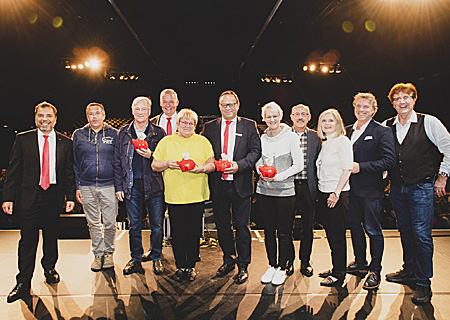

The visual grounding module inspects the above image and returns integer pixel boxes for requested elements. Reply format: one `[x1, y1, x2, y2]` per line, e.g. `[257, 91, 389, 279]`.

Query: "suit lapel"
[233, 117, 242, 155]
[214, 118, 223, 158]
[353, 120, 375, 157]
[31, 129, 40, 163]
[56, 131, 62, 170]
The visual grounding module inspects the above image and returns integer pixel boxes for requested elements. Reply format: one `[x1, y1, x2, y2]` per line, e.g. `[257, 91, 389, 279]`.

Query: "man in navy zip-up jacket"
[73, 102, 118, 272]
[114, 96, 166, 276]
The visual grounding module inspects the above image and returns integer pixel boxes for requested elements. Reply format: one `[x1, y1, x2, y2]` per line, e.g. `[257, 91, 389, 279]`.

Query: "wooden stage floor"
[0, 229, 448, 319]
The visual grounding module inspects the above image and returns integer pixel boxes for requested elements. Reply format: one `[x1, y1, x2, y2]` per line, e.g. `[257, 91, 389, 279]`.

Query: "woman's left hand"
[188, 161, 205, 174]
[136, 148, 152, 159]
[327, 193, 339, 208]
[261, 176, 274, 182]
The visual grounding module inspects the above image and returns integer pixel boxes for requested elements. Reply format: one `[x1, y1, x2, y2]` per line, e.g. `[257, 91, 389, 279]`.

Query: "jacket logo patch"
[102, 137, 114, 144]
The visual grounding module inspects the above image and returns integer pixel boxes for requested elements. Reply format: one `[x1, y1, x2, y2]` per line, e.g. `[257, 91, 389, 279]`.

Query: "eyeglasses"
[220, 103, 237, 109]
[291, 112, 309, 117]
[392, 95, 413, 103]
[180, 120, 195, 127]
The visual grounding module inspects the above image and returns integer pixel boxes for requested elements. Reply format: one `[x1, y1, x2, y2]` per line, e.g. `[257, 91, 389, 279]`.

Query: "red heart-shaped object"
[214, 159, 232, 172]
[177, 158, 196, 172]
[259, 164, 277, 178]
[132, 139, 148, 151]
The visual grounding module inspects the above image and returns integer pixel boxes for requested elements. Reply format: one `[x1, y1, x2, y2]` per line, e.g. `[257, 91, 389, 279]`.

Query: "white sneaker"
[272, 268, 287, 285]
[261, 267, 278, 284]
[91, 256, 103, 272]
[103, 253, 114, 269]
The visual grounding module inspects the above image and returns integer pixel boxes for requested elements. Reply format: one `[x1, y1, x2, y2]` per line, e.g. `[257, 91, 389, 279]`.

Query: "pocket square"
[364, 136, 373, 140]
[235, 133, 242, 137]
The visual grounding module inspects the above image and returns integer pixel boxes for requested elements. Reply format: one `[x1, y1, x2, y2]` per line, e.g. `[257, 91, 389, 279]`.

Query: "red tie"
[40, 135, 50, 190]
[222, 121, 232, 179]
[166, 117, 172, 135]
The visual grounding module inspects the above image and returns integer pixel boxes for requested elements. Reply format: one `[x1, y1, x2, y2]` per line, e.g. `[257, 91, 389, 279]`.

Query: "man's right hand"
[76, 190, 83, 204]
[116, 191, 124, 202]
[2, 202, 13, 215]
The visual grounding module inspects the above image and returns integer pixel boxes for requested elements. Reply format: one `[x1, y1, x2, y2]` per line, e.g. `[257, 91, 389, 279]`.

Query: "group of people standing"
[2, 83, 449, 307]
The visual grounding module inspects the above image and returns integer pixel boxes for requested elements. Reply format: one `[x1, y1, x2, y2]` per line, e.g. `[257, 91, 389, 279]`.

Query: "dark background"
[1, 0, 449, 167]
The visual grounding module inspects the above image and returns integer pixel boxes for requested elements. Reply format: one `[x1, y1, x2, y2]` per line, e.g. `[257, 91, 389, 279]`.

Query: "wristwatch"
[439, 172, 449, 178]
[333, 191, 340, 198]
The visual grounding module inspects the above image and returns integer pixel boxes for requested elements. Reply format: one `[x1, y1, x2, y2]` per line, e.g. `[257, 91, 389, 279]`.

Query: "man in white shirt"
[383, 83, 450, 305]
[2, 102, 75, 303]
[150, 88, 179, 135]
[345, 93, 395, 290]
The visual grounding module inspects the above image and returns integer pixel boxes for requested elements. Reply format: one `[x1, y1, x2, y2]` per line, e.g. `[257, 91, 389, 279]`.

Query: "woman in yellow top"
[152, 108, 215, 281]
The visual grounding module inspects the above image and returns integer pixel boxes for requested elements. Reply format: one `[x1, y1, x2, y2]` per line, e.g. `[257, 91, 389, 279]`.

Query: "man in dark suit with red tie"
[345, 93, 395, 290]
[150, 88, 179, 135]
[202, 90, 261, 284]
[2, 101, 76, 303]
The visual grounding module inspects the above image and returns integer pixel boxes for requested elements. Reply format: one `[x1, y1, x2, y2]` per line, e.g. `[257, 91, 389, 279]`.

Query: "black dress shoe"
[412, 285, 432, 305]
[123, 259, 144, 275]
[44, 269, 60, 284]
[285, 261, 294, 276]
[141, 250, 152, 262]
[320, 275, 344, 287]
[216, 263, 235, 277]
[318, 269, 332, 278]
[153, 260, 164, 275]
[363, 271, 380, 290]
[185, 268, 196, 281]
[385, 269, 415, 283]
[7, 283, 30, 303]
[233, 267, 248, 284]
[172, 269, 184, 281]
[300, 262, 314, 277]
[346, 261, 369, 273]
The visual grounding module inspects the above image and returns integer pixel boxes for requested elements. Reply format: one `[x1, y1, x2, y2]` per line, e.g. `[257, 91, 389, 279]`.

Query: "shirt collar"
[393, 111, 417, 125]
[162, 112, 177, 120]
[222, 117, 237, 125]
[352, 118, 372, 131]
[37, 129, 55, 139]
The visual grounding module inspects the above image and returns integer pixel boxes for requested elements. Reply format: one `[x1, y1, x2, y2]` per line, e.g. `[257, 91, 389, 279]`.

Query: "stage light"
[119, 75, 124, 80]
[303, 65, 308, 72]
[329, 66, 335, 73]
[135, 76, 139, 80]
[275, 78, 281, 83]
[78, 64, 84, 69]
[110, 75, 115, 80]
[88, 59, 101, 70]
[335, 64, 342, 73]
[321, 65, 329, 73]
[130, 75, 135, 80]
[71, 65, 77, 69]
[309, 65, 316, 71]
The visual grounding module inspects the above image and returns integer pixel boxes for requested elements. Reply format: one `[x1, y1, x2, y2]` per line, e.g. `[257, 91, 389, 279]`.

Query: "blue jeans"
[125, 179, 164, 262]
[347, 193, 384, 273]
[390, 182, 434, 287]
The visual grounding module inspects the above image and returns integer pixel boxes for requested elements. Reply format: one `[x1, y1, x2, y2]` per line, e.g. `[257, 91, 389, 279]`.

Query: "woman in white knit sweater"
[316, 108, 353, 286]
[256, 102, 304, 285]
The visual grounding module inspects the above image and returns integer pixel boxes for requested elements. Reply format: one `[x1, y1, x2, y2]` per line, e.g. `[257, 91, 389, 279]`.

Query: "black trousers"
[212, 181, 251, 267]
[17, 186, 60, 286]
[290, 179, 316, 264]
[168, 202, 204, 269]
[317, 191, 349, 278]
[259, 195, 296, 270]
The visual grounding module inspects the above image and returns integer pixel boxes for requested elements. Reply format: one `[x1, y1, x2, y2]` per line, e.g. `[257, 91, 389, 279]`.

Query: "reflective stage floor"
[0, 229, 449, 319]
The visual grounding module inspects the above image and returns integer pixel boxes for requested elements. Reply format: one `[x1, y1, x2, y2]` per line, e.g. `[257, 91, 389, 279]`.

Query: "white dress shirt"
[351, 118, 371, 144]
[37, 129, 57, 185]
[159, 112, 178, 134]
[220, 117, 237, 181]
[382, 111, 450, 175]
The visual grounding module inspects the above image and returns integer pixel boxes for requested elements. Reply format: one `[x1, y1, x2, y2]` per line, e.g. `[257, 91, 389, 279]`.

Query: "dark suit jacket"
[202, 117, 261, 199]
[296, 128, 321, 201]
[2, 129, 76, 212]
[150, 113, 162, 126]
[346, 120, 396, 198]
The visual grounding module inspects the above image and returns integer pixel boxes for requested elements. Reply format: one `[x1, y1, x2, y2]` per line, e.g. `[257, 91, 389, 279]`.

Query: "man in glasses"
[151, 88, 179, 135]
[114, 96, 166, 276]
[289, 104, 321, 277]
[383, 83, 450, 304]
[202, 90, 261, 284]
[72, 103, 118, 272]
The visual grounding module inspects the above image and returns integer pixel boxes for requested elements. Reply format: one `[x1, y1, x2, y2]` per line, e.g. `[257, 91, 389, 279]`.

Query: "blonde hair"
[353, 92, 378, 114]
[176, 108, 198, 126]
[261, 101, 283, 121]
[317, 108, 346, 139]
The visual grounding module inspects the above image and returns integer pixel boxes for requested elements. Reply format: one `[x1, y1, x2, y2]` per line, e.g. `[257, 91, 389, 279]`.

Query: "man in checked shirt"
[288, 104, 321, 277]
